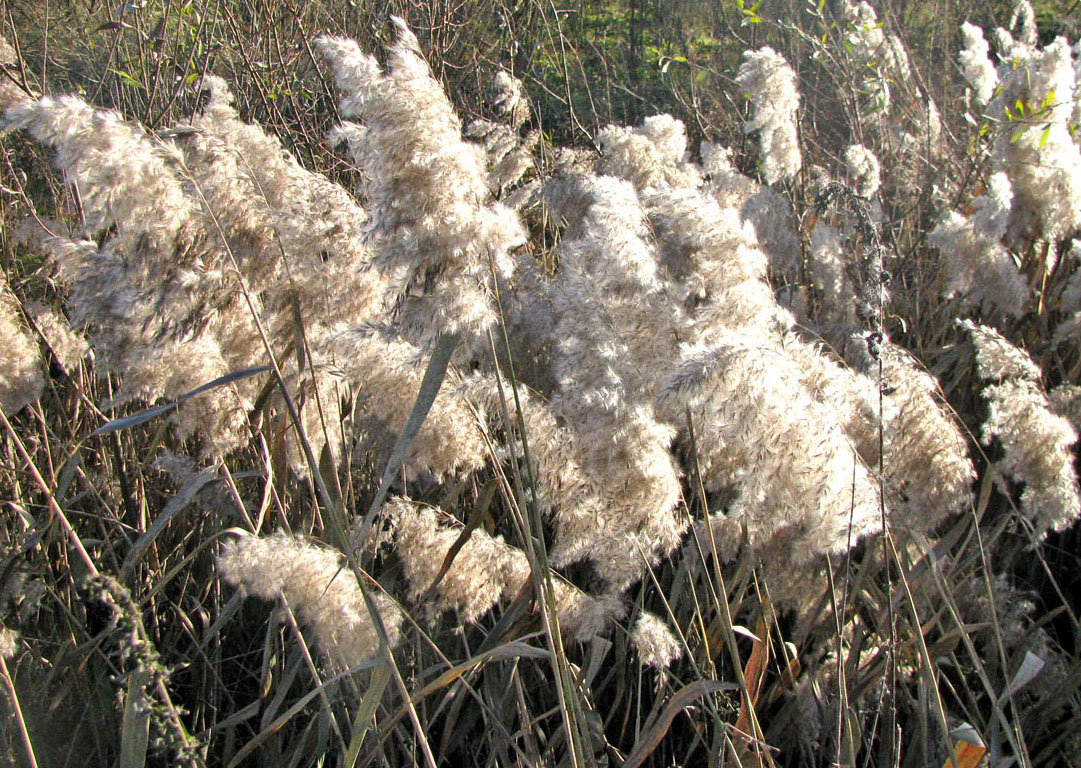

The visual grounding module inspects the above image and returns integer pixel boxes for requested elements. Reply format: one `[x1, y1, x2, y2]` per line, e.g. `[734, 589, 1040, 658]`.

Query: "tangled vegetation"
[1, 1, 1080, 766]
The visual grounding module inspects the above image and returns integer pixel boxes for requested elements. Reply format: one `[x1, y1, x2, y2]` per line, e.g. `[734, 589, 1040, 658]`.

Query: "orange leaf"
[940, 738, 987, 768]
[732, 615, 772, 768]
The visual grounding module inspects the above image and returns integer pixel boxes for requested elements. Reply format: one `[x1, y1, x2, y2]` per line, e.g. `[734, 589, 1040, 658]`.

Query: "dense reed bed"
[1, 1, 1079, 766]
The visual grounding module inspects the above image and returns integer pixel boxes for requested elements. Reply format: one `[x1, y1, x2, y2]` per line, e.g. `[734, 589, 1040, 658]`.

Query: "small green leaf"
[107, 67, 146, 91]
[1039, 123, 1052, 148]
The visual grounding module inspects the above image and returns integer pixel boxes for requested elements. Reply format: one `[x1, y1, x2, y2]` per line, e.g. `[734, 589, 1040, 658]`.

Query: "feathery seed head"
[218, 533, 401, 669]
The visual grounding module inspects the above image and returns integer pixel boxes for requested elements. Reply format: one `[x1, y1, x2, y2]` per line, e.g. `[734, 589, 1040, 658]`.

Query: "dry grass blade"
[119, 464, 217, 579]
[353, 332, 461, 549]
[0, 652, 39, 768]
[343, 657, 392, 768]
[622, 680, 739, 768]
[365, 638, 552, 758]
[119, 669, 153, 768]
[417, 478, 500, 606]
[90, 366, 270, 436]
[225, 662, 381, 768]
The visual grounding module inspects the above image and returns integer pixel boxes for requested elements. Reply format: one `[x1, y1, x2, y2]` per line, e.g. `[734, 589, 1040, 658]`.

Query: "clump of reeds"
[1, 3, 1080, 766]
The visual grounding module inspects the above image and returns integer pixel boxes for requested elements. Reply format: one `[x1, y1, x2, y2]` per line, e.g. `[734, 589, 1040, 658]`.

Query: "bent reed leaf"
[91, 365, 270, 436]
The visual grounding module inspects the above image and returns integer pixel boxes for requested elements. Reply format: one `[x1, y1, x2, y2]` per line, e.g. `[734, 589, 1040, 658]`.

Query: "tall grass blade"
[91, 366, 270, 436]
[354, 332, 460, 548]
